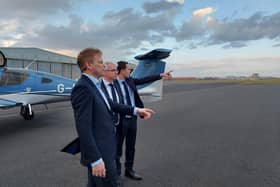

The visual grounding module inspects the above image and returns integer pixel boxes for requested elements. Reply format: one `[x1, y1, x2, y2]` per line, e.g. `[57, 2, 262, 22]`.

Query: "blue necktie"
[109, 83, 119, 125]
[122, 81, 132, 106]
[109, 83, 118, 103]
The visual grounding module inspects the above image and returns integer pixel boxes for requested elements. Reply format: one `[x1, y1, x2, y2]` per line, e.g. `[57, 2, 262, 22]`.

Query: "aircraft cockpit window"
[0, 70, 29, 86]
[41, 77, 53, 84]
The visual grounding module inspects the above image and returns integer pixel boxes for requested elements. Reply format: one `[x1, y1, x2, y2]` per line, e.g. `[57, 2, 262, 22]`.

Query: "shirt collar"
[102, 78, 112, 86]
[117, 78, 126, 84]
[83, 73, 100, 87]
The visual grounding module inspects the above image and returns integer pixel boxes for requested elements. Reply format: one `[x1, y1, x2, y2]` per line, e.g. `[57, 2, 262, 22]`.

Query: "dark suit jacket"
[63, 75, 134, 166]
[114, 74, 161, 108]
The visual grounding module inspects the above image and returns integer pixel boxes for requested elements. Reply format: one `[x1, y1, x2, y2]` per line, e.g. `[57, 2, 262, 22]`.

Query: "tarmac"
[1, 81, 280, 187]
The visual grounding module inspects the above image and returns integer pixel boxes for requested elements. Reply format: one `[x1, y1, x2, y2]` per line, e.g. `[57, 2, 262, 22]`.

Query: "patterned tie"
[109, 83, 119, 125]
[122, 81, 132, 106]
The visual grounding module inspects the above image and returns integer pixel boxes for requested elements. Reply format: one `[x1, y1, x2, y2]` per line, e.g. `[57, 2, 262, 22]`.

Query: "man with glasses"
[101, 62, 120, 126]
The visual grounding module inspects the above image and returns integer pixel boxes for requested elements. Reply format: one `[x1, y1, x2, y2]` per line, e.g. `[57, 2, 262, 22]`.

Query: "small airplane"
[0, 48, 172, 120]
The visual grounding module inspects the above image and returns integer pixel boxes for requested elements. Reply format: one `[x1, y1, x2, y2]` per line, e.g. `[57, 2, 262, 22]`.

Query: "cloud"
[96, 8, 175, 47]
[0, 19, 33, 47]
[2, 0, 280, 60]
[143, 0, 183, 14]
[0, 20, 20, 34]
[15, 8, 176, 59]
[0, 0, 85, 19]
[272, 43, 280, 47]
[176, 20, 205, 41]
[166, 0, 184, 4]
[193, 7, 215, 17]
[175, 7, 216, 41]
[222, 41, 247, 49]
[0, 0, 88, 48]
[175, 10, 280, 49]
[208, 11, 280, 45]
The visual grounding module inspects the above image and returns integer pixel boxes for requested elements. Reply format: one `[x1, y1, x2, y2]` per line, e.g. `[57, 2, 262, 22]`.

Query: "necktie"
[109, 83, 119, 125]
[109, 83, 117, 102]
[122, 81, 132, 106]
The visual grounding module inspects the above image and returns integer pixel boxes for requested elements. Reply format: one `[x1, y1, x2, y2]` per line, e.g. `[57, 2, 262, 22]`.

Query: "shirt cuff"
[133, 107, 139, 116]
[91, 158, 103, 168]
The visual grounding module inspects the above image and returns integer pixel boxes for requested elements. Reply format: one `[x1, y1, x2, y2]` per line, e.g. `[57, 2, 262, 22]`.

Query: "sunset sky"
[0, 0, 279, 77]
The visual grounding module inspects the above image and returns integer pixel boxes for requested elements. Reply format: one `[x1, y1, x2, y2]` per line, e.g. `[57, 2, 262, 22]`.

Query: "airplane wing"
[0, 98, 22, 108]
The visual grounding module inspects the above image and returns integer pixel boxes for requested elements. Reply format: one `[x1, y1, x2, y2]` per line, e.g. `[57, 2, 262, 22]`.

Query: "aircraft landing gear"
[20, 104, 34, 120]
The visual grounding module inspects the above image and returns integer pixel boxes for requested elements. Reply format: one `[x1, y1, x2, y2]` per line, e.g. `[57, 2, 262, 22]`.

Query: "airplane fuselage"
[0, 48, 171, 120]
[0, 68, 76, 107]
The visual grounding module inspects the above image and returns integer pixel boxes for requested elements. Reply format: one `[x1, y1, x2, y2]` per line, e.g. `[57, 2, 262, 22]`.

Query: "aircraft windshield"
[0, 70, 29, 86]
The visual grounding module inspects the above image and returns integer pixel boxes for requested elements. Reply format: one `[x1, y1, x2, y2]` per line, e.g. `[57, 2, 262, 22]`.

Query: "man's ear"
[85, 61, 92, 70]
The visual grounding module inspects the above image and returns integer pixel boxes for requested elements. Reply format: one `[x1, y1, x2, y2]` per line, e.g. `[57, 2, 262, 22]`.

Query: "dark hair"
[117, 61, 128, 74]
[77, 48, 102, 72]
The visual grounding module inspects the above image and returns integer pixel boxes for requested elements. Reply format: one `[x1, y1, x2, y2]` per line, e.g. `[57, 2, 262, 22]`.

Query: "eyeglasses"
[104, 69, 117, 72]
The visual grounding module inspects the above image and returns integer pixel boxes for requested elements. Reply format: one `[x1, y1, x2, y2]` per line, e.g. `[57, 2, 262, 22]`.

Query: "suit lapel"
[126, 77, 143, 107]
[101, 80, 110, 101]
[114, 80, 124, 104]
[126, 78, 136, 92]
[81, 75, 111, 112]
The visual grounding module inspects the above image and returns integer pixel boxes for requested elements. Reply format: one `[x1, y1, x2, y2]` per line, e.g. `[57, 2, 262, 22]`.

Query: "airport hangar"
[0, 47, 80, 80]
[0, 47, 136, 79]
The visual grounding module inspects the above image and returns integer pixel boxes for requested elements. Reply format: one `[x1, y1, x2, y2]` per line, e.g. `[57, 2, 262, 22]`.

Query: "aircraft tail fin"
[131, 48, 171, 102]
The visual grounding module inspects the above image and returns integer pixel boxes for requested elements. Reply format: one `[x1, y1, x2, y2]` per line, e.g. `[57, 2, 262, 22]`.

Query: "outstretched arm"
[133, 70, 173, 85]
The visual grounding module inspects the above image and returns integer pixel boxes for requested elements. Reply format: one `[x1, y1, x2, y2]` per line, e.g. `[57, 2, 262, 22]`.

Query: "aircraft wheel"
[20, 106, 34, 120]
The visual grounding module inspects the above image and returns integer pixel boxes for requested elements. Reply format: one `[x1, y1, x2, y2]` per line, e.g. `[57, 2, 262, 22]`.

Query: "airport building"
[0, 47, 80, 80]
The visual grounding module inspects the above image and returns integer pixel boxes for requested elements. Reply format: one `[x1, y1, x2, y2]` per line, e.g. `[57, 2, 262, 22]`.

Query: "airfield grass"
[168, 78, 280, 85]
[238, 79, 280, 85]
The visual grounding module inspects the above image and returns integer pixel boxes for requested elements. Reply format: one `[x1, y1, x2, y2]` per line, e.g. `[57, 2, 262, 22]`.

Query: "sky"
[0, 0, 279, 77]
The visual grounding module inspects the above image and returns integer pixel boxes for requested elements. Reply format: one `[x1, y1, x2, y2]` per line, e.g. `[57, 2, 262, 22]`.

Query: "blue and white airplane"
[0, 49, 171, 120]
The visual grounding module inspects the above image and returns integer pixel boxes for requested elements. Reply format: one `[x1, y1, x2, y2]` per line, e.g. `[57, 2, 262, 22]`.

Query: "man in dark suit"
[66, 48, 155, 187]
[100, 62, 120, 126]
[100, 61, 122, 186]
[114, 61, 172, 181]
